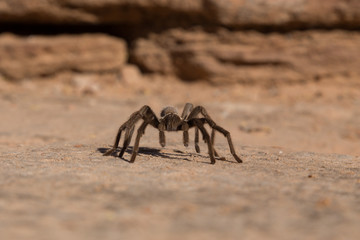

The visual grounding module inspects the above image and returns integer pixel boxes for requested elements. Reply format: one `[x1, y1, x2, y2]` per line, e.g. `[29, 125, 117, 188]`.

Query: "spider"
[103, 103, 243, 164]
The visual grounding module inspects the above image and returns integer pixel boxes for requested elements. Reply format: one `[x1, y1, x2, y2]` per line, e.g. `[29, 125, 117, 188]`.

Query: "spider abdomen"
[160, 106, 178, 117]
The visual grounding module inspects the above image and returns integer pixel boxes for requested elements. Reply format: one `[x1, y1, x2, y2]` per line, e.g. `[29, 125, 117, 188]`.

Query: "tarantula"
[103, 103, 242, 164]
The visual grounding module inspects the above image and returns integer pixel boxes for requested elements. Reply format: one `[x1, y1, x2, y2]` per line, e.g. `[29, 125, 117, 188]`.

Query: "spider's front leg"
[207, 122, 243, 163]
[188, 119, 216, 164]
[187, 105, 216, 153]
[194, 123, 223, 159]
[194, 123, 224, 159]
[182, 123, 189, 147]
[188, 106, 242, 163]
[194, 127, 200, 153]
[158, 123, 166, 147]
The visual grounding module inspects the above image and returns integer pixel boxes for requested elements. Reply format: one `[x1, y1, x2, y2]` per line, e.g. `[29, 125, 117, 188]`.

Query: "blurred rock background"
[1, 0, 360, 84]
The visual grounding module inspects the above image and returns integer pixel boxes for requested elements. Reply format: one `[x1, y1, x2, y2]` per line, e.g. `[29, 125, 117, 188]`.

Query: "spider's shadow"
[98, 147, 236, 164]
[98, 146, 193, 163]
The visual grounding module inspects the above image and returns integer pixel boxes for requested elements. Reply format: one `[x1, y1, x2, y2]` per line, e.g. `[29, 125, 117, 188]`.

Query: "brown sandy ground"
[0, 78, 359, 240]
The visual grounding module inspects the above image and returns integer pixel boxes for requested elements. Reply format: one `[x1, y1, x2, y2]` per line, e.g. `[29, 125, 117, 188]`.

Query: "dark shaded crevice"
[232, 23, 360, 33]
[2, 22, 360, 34]
[217, 58, 291, 67]
[2, 23, 360, 51]
[0, 24, 206, 45]
[1, 0, 360, 40]
[0, 4, 215, 43]
[1, 18, 360, 46]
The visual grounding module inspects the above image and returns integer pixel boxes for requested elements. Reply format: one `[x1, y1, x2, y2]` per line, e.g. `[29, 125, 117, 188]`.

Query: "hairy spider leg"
[211, 128, 215, 144]
[130, 120, 152, 162]
[186, 106, 223, 159]
[103, 105, 159, 157]
[194, 127, 200, 153]
[194, 120, 223, 158]
[180, 103, 203, 153]
[211, 128, 225, 159]
[180, 103, 193, 147]
[202, 118, 242, 163]
[213, 124, 242, 163]
[182, 123, 190, 147]
[181, 103, 218, 155]
[158, 123, 166, 147]
[159, 131, 166, 147]
[119, 125, 135, 158]
[188, 106, 242, 163]
[103, 125, 124, 156]
[181, 103, 194, 119]
[188, 119, 216, 164]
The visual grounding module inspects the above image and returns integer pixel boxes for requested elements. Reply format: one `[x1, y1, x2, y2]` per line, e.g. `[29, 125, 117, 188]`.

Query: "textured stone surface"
[0, 33, 127, 80]
[0, 85, 359, 240]
[131, 29, 360, 84]
[205, 0, 360, 29]
[1, 0, 360, 84]
[0, 0, 359, 29]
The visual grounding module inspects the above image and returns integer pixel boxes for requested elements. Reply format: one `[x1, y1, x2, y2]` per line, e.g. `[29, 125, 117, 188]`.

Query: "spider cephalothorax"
[103, 103, 242, 164]
[159, 106, 183, 131]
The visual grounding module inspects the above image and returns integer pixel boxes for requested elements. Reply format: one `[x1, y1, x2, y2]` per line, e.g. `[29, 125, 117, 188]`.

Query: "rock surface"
[1, 0, 360, 84]
[132, 29, 360, 84]
[0, 34, 127, 80]
[0, 0, 360, 29]
[0, 82, 359, 240]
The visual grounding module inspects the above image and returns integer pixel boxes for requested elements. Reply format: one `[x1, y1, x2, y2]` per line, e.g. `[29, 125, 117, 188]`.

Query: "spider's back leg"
[103, 124, 126, 156]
